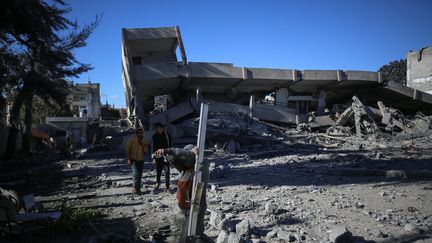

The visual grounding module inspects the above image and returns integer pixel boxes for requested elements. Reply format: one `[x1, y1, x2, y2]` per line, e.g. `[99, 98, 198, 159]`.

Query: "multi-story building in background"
[67, 82, 101, 119]
[407, 46, 432, 94]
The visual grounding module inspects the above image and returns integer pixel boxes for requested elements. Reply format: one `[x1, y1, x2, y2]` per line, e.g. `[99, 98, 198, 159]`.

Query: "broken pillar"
[317, 90, 327, 116]
[249, 95, 255, 118]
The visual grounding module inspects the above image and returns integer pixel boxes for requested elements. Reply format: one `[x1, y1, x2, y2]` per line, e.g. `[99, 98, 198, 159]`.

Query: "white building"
[407, 46, 432, 94]
[68, 82, 101, 119]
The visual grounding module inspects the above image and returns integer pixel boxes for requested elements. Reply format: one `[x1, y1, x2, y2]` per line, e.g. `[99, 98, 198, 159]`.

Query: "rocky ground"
[7, 133, 430, 243]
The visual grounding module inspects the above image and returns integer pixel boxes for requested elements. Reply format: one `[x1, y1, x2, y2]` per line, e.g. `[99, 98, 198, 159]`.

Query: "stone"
[328, 226, 352, 243]
[277, 230, 296, 242]
[266, 230, 277, 238]
[210, 211, 225, 227]
[235, 219, 251, 236]
[371, 229, 386, 238]
[216, 230, 229, 243]
[227, 232, 242, 243]
[264, 201, 277, 214]
[404, 223, 417, 232]
[219, 218, 236, 232]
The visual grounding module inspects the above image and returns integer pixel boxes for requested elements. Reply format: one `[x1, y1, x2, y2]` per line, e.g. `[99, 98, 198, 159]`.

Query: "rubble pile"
[179, 112, 289, 153]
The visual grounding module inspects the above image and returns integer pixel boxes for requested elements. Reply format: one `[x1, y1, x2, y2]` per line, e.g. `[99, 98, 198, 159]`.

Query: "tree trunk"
[5, 84, 30, 159]
[22, 93, 34, 155]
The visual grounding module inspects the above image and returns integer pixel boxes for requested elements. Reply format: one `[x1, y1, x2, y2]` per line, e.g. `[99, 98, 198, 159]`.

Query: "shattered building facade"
[407, 46, 432, 94]
[121, 27, 432, 139]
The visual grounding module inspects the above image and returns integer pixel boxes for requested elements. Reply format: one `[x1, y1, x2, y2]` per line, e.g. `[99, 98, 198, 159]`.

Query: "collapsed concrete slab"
[121, 26, 432, 133]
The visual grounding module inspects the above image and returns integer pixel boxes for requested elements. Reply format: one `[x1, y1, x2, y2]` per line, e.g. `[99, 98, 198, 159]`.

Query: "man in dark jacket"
[152, 123, 172, 190]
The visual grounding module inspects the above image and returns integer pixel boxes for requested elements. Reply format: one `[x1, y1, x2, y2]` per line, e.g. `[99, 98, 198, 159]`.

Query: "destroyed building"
[121, 27, 432, 140]
[407, 46, 432, 94]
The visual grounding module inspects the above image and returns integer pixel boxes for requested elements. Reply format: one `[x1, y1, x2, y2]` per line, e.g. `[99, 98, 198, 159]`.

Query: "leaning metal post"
[187, 103, 209, 239]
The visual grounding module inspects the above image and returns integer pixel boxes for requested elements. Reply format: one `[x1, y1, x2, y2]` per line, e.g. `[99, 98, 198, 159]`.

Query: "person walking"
[125, 127, 149, 194]
[152, 123, 172, 191]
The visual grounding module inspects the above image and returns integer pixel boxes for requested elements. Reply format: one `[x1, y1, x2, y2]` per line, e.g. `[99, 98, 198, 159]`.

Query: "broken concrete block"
[328, 226, 352, 243]
[266, 230, 277, 238]
[227, 232, 242, 243]
[216, 230, 229, 243]
[210, 210, 225, 227]
[404, 223, 417, 232]
[264, 201, 277, 214]
[277, 230, 296, 242]
[235, 219, 251, 236]
[371, 229, 387, 238]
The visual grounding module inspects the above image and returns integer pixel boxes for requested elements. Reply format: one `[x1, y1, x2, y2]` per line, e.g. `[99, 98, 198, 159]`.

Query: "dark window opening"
[132, 56, 142, 65]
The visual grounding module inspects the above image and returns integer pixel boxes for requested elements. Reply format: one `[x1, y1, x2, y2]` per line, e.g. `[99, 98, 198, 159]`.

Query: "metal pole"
[187, 103, 209, 238]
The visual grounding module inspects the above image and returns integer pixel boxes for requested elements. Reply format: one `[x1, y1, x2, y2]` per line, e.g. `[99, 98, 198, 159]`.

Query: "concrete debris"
[216, 230, 230, 243]
[210, 210, 225, 227]
[403, 223, 417, 232]
[235, 219, 251, 236]
[277, 230, 297, 242]
[264, 201, 277, 215]
[227, 232, 242, 243]
[327, 226, 353, 243]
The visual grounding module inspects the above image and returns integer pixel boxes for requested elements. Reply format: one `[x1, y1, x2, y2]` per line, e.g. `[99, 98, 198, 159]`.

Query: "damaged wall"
[407, 46, 432, 94]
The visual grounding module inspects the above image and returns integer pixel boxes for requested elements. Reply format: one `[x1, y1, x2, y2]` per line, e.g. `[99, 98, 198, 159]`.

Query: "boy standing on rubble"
[125, 127, 150, 194]
[152, 123, 172, 191]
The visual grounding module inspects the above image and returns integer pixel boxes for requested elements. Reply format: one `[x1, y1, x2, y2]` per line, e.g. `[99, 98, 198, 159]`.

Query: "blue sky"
[66, 0, 432, 108]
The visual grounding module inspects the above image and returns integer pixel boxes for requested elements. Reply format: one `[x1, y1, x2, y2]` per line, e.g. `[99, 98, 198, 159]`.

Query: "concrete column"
[196, 87, 202, 106]
[317, 90, 327, 116]
[134, 94, 145, 128]
[249, 95, 255, 118]
[275, 88, 289, 107]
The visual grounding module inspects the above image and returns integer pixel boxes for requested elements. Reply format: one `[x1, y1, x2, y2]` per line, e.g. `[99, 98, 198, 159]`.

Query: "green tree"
[378, 59, 407, 85]
[101, 104, 121, 120]
[1, 0, 99, 158]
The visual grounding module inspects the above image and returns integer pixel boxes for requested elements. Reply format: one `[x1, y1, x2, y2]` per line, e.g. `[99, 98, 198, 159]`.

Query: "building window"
[132, 56, 142, 65]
